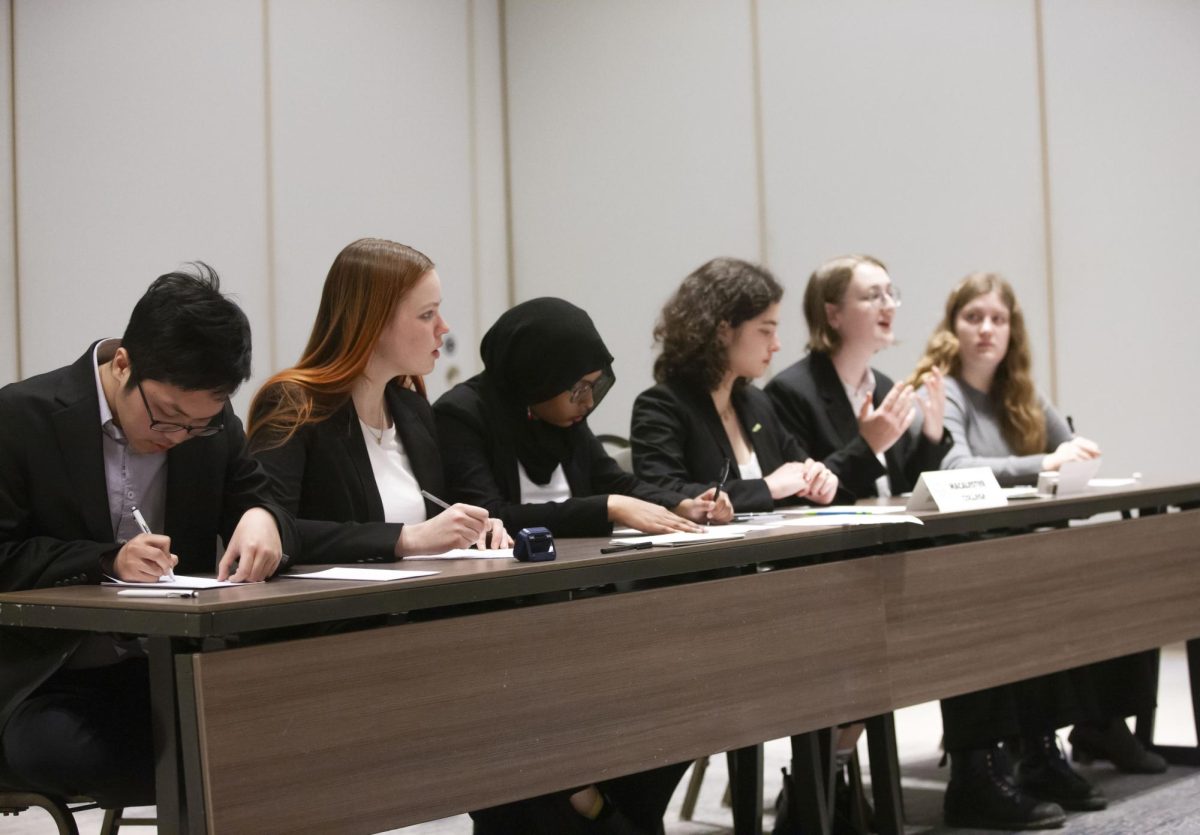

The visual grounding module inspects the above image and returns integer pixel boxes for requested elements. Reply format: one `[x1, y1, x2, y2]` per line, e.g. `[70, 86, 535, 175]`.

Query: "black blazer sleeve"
[249, 386, 406, 564]
[631, 383, 775, 513]
[435, 387, 617, 538]
[766, 360, 883, 499]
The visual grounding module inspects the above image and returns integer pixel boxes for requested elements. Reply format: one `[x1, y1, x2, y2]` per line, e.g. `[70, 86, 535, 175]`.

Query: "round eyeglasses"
[858, 285, 901, 309]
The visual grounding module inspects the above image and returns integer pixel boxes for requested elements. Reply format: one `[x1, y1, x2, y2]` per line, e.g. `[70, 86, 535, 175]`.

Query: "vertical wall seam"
[749, 0, 769, 267]
[9, 0, 21, 378]
[1034, 0, 1058, 403]
[261, 0, 278, 373]
[466, 0, 482, 344]
[498, 0, 515, 306]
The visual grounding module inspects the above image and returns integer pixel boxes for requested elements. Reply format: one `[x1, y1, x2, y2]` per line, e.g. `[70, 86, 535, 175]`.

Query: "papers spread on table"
[610, 531, 747, 547]
[403, 548, 515, 561]
[776, 505, 910, 515]
[103, 574, 239, 590]
[1088, 477, 1138, 488]
[770, 514, 924, 527]
[286, 567, 438, 582]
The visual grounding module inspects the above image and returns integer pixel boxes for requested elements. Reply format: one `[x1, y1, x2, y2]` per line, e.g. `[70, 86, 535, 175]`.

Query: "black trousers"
[470, 761, 691, 835]
[941, 651, 1159, 750]
[0, 658, 155, 808]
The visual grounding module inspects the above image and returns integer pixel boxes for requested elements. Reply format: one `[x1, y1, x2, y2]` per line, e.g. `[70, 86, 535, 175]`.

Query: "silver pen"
[131, 506, 177, 582]
[420, 489, 452, 511]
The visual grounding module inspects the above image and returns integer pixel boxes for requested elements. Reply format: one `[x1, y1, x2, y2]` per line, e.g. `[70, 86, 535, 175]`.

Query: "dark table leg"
[787, 729, 833, 835]
[147, 636, 183, 835]
[866, 713, 904, 835]
[727, 744, 764, 835]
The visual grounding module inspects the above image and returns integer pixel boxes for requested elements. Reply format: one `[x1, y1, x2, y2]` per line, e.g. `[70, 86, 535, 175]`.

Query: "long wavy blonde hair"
[909, 272, 1045, 454]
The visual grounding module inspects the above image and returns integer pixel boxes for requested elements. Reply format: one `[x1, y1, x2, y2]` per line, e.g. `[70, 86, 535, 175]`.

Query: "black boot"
[944, 743, 1067, 830]
[1069, 719, 1168, 774]
[1018, 733, 1107, 812]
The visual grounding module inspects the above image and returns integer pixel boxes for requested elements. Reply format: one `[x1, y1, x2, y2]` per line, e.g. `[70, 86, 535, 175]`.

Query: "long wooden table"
[2, 481, 1198, 834]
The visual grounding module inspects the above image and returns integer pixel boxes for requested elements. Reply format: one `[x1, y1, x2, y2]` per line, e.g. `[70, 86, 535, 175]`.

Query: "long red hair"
[248, 238, 434, 449]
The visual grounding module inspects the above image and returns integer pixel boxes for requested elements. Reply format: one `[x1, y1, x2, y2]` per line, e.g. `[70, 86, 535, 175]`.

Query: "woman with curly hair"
[631, 257, 837, 511]
[765, 254, 951, 499]
[909, 272, 1096, 481]
[908, 272, 1163, 831]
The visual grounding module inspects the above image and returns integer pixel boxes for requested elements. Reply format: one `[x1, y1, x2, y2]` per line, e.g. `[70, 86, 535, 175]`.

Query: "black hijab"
[480, 297, 614, 484]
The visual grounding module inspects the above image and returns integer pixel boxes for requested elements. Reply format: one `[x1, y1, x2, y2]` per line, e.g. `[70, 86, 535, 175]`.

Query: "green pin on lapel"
[751, 423, 762, 433]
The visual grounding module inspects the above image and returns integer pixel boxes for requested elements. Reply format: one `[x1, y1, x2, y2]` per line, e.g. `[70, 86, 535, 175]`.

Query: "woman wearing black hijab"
[434, 297, 731, 538]
[434, 298, 723, 834]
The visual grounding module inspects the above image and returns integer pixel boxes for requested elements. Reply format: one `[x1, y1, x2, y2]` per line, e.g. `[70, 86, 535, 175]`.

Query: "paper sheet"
[404, 549, 515, 561]
[609, 531, 747, 547]
[103, 574, 240, 590]
[286, 567, 438, 582]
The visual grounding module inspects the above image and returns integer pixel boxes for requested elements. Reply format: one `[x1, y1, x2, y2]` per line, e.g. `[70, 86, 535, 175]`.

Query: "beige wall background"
[2, 0, 1196, 483]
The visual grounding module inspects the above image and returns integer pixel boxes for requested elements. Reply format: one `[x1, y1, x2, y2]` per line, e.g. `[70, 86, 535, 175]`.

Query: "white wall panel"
[267, 0, 498, 400]
[758, 0, 1051, 392]
[505, 0, 762, 436]
[13, 0, 271, 410]
[0, 0, 16, 385]
[1042, 1, 1200, 482]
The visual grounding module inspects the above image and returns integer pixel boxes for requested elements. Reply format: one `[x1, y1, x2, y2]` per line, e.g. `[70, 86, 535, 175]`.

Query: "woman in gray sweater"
[908, 272, 1163, 831]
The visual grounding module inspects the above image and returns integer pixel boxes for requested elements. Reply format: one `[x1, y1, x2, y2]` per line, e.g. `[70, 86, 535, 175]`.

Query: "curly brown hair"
[652, 257, 783, 390]
[909, 272, 1046, 454]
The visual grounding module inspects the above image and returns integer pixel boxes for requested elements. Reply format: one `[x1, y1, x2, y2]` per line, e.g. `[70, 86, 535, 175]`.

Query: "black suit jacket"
[0, 345, 298, 730]
[250, 382, 446, 564]
[764, 352, 951, 498]
[433, 376, 686, 538]
[630, 379, 813, 513]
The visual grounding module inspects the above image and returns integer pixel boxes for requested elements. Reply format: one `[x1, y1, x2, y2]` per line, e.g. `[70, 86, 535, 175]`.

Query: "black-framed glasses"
[568, 369, 615, 408]
[136, 381, 225, 437]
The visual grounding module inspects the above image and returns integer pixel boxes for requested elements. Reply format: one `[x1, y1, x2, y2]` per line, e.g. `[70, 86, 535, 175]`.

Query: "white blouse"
[359, 420, 427, 525]
[517, 461, 572, 504]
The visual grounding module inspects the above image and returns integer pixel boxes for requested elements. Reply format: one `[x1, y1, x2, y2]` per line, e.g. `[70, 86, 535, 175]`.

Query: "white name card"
[906, 467, 1006, 513]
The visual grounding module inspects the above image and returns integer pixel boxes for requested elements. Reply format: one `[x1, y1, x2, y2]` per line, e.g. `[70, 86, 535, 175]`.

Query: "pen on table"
[131, 506, 176, 582]
[600, 542, 655, 555]
[117, 588, 195, 598]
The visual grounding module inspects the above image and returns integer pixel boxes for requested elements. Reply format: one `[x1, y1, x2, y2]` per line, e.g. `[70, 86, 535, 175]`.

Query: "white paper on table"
[771, 514, 924, 527]
[610, 531, 747, 547]
[103, 574, 240, 590]
[404, 548, 515, 561]
[286, 567, 438, 582]
[776, 505, 910, 516]
[1088, 477, 1138, 488]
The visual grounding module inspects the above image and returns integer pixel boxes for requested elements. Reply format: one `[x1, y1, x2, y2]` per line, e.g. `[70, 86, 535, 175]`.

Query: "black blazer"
[630, 379, 813, 513]
[764, 352, 952, 498]
[250, 381, 446, 564]
[433, 377, 687, 538]
[0, 345, 299, 730]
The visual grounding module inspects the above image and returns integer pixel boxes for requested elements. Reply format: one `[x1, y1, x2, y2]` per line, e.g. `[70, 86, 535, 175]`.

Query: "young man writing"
[0, 264, 298, 807]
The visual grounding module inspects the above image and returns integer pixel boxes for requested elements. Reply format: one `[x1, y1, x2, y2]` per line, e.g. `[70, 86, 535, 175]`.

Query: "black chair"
[0, 788, 155, 835]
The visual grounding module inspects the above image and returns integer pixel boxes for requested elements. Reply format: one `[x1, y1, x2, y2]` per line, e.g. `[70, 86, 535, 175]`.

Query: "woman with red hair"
[248, 238, 509, 561]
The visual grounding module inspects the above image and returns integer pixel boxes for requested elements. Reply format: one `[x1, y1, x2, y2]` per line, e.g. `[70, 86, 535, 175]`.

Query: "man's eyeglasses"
[858, 285, 902, 309]
[568, 370, 615, 407]
[136, 381, 225, 437]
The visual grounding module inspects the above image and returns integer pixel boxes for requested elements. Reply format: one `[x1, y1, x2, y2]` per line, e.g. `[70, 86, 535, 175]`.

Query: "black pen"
[713, 457, 731, 504]
[600, 542, 655, 555]
[1066, 415, 1076, 435]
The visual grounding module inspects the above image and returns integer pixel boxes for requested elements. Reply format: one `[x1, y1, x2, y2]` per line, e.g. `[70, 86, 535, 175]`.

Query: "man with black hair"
[0, 264, 298, 808]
